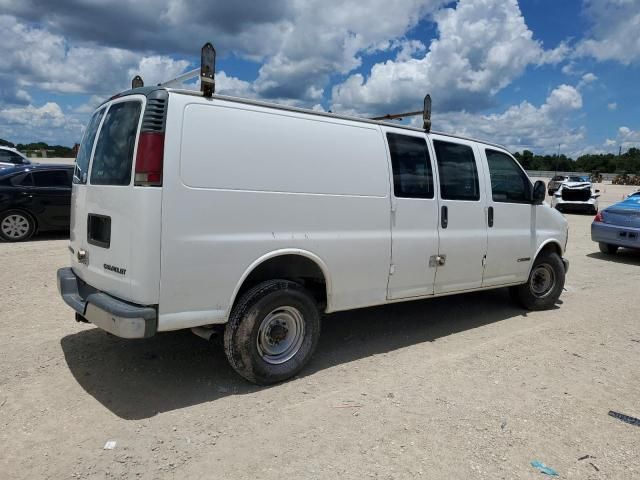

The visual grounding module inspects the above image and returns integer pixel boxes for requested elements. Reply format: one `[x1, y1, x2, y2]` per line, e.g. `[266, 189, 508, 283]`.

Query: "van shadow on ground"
[61, 288, 533, 420]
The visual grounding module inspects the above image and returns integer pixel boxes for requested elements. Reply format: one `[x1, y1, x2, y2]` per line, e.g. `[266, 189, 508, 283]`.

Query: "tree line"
[0, 138, 76, 158]
[513, 148, 640, 174]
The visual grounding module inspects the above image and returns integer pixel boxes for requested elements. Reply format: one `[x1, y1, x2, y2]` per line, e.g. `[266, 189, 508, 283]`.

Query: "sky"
[0, 0, 639, 157]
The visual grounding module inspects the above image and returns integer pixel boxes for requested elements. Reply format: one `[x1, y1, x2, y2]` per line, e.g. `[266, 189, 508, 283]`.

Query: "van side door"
[385, 131, 439, 299]
[430, 136, 488, 294]
[480, 148, 533, 286]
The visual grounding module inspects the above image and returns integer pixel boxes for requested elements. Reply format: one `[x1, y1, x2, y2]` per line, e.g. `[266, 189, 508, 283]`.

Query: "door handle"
[441, 205, 448, 229]
[488, 206, 494, 227]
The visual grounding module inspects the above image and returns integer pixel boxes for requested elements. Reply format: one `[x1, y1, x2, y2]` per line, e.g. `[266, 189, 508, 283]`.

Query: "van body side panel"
[158, 96, 391, 330]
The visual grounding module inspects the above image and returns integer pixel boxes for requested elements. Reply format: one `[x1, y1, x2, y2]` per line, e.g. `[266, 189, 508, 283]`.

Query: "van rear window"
[74, 108, 104, 184]
[90, 101, 142, 186]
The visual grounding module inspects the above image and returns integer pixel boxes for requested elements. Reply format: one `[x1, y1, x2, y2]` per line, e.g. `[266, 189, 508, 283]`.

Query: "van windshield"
[74, 108, 105, 184]
[90, 101, 142, 186]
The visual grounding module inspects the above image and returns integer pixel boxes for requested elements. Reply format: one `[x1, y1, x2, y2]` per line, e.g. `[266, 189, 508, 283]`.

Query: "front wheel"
[510, 251, 565, 311]
[599, 242, 618, 255]
[0, 210, 35, 242]
[224, 280, 321, 385]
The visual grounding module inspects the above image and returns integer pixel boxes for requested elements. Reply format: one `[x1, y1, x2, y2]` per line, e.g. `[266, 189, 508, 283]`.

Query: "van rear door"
[69, 92, 163, 305]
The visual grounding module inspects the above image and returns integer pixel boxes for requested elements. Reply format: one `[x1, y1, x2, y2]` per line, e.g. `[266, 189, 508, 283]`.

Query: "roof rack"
[131, 41, 435, 134]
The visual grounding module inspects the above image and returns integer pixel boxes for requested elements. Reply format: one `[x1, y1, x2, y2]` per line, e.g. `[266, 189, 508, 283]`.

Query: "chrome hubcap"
[256, 306, 305, 364]
[1, 214, 30, 239]
[530, 263, 555, 298]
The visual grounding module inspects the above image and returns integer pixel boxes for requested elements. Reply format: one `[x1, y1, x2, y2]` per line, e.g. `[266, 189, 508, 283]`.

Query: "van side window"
[433, 140, 480, 201]
[74, 108, 105, 184]
[90, 101, 142, 186]
[485, 149, 531, 203]
[386, 133, 433, 199]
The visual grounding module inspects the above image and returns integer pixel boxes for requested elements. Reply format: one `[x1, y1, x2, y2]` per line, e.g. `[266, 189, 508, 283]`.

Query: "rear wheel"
[599, 242, 618, 255]
[0, 210, 35, 242]
[510, 250, 565, 311]
[224, 280, 321, 385]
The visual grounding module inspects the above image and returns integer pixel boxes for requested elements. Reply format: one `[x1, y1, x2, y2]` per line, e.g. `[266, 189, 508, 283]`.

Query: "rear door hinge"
[482, 254, 487, 267]
[389, 264, 395, 275]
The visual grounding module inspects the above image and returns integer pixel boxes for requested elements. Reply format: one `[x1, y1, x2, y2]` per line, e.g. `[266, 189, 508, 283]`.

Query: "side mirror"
[532, 180, 546, 204]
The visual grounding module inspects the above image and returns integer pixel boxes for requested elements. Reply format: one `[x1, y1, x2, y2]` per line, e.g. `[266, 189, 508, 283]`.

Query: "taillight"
[135, 132, 164, 186]
[594, 211, 604, 223]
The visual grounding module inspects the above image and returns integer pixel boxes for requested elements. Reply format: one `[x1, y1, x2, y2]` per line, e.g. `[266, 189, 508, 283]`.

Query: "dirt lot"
[1, 183, 639, 479]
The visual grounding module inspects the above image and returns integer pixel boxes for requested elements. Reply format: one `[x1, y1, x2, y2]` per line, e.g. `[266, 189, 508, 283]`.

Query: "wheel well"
[538, 241, 562, 258]
[235, 255, 328, 310]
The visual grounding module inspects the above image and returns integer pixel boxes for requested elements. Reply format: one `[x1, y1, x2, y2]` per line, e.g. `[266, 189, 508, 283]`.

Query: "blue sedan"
[592, 192, 640, 254]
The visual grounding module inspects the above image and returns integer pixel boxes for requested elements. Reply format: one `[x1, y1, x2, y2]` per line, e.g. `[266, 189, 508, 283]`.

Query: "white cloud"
[577, 72, 598, 89]
[250, 0, 446, 102]
[576, 0, 640, 64]
[608, 102, 618, 111]
[0, 15, 190, 97]
[426, 84, 585, 155]
[616, 126, 640, 149]
[0, 102, 84, 144]
[330, 0, 569, 115]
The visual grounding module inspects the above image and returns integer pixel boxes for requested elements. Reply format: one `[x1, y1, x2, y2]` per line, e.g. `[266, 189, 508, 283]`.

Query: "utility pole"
[554, 143, 560, 176]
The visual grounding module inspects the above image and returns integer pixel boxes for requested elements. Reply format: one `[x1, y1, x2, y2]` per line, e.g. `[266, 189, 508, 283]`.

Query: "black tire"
[224, 280, 321, 385]
[599, 242, 618, 255]
[510, 251, 565, 311]
[0, 210, 36, 242]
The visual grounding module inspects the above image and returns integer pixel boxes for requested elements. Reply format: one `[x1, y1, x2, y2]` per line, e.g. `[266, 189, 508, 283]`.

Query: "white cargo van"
[58, 66, 569, 384]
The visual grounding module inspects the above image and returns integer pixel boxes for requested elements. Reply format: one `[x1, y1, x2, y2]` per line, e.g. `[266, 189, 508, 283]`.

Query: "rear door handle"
[488, 206, 494, 227]
[441, 205, 448, 229]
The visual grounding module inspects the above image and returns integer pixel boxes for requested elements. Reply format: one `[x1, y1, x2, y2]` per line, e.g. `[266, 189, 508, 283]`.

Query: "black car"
[0, 164, 74, 242]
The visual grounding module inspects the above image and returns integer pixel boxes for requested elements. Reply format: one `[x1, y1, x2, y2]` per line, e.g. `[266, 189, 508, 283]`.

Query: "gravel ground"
[1, 183, 639, 479]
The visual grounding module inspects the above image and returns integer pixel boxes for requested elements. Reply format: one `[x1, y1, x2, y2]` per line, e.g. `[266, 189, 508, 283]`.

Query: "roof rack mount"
[370, 94, 431, 132]
[132, 42, 217, 97]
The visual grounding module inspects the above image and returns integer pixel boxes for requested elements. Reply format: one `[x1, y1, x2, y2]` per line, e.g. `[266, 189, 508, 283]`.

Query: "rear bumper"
[57, 267, 157, 338]
[591, 222, 640, 249]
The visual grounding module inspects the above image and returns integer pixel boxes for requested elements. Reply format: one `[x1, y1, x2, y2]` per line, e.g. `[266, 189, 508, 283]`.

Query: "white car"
[551, 179, 599, 214]
[0, 146, 31, 168]
[57, 61, 569, 384]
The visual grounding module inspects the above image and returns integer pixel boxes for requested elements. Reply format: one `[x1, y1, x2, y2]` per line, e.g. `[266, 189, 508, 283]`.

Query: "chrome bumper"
[57, 267, 157, 339]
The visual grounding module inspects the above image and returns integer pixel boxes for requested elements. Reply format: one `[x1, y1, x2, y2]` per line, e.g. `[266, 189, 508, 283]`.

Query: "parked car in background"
[550, 178, 599, 214]
[0, 146, 31, 168]
[0, 164, 73, 242]
[547, 175, 589, 196]
[626, 189, 640, 199]
[592, 194, 640, 254]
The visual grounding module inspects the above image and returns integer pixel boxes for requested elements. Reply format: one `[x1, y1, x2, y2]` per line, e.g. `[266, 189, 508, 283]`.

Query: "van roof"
[107, 86, 510, 152]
